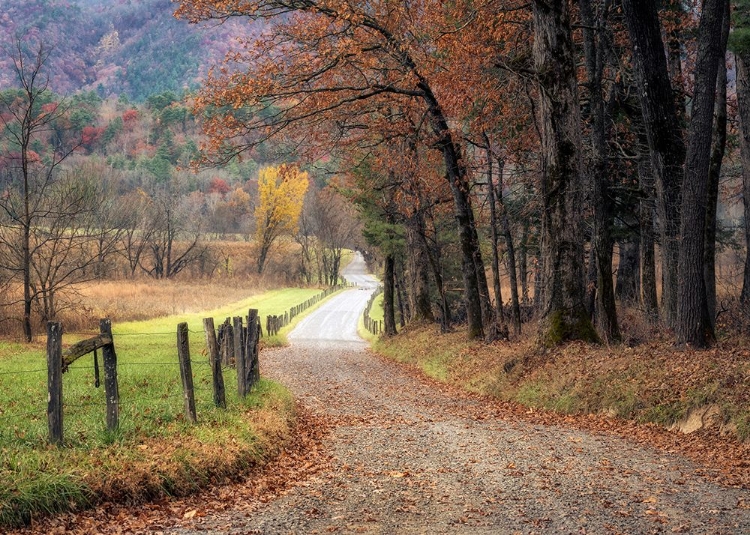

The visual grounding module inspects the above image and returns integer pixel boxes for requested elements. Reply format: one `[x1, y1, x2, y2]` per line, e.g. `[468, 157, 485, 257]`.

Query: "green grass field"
[0, 286, 337, 528]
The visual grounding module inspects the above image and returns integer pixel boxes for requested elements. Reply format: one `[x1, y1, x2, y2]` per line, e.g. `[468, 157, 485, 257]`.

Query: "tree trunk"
[484, 138, 506, 330]
[580, 0, 620, 343]
[420, 84, 487, 339]
[705, 2, 730, 329]
[621, 0, 686, 327]
[676, 0, 727, 347]
[519, 221, 529, 304]
[615, 240, 640, 304]
[405, 210, 434, 322]
[638, 143, 659, 320]
[383, 253, 397, 336]
[738, 55, 750, 306]
[422, 208, 451, 331]
[533, 0, 597, 345]
[496, 158, 522, 335]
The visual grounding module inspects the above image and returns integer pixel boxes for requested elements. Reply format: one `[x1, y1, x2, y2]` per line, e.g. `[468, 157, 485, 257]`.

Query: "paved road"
[287, 252, 378, 344]
[169, 253, 749, 534]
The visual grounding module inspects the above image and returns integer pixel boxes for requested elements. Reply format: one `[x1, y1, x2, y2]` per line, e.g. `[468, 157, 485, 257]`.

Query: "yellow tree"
[255, 164, 309, 274]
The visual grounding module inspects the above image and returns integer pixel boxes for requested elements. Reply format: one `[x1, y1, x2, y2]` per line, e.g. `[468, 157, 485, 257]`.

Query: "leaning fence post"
[203, 318, 226, 409]
[177, 322, 197, 423]
[47, 322, 63, 445]
[233, 316, 246, 397]
[100, 319, 119, 432]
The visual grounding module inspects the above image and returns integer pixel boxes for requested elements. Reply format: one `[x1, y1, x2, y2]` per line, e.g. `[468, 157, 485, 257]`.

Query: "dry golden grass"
[75, 279, 265, 324]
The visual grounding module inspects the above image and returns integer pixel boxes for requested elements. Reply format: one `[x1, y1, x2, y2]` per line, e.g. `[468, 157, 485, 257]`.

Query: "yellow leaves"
[255, 163, 309, 243]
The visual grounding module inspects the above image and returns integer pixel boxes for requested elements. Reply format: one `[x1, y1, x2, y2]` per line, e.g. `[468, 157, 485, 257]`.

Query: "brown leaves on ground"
[8, 405, 333, 535]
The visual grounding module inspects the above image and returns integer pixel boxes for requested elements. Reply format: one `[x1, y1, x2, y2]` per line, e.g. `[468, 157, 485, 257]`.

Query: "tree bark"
[484, 137, 506, 330]
[737, 54, 750, 306]
[705, 7, 729, 331]
[621, 0, 686, 327]
[676, 0, 727, 347]
[615, 240, 640, 304]
[580, 0, 620, 343]
[405, 210, 434, 322]
[533, 0, 597, 345]
[496, 158, 522, 335]
[419, 84, 487, 339]
[383, 253, 398, 336]
[638, 141, 659, 320]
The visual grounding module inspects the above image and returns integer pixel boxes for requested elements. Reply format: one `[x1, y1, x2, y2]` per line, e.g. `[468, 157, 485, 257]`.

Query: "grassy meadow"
[0, 285, 339, 528]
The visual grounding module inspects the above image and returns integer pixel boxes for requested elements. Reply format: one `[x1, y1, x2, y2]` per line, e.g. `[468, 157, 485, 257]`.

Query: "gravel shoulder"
[166, 255, 749, 534]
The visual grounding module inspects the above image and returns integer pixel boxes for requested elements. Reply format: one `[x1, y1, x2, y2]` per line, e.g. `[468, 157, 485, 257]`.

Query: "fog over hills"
[0, 0, 255, 100]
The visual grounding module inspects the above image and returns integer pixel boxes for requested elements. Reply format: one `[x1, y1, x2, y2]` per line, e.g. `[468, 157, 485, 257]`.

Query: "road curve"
[168, 254, 749, 534]
[287, 252, 378, 344]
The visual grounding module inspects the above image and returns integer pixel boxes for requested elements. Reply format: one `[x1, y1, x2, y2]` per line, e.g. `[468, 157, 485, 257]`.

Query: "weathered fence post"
[203, 318, 226, 409]
[47, 322, 63, 445]
[233, 316, 247, 397]
[177, 322, 197, 423]
[245, 309, 260, 391]
[100, 319, 119, 432]
[222, 318, 234, 365]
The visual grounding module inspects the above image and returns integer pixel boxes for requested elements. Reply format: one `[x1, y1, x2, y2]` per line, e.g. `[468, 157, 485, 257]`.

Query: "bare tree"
[0, 39, 81, 340]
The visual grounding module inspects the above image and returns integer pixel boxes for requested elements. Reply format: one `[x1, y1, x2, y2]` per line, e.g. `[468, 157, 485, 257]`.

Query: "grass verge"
[0, 286, 338, 529]
[373, 322, 750, 442]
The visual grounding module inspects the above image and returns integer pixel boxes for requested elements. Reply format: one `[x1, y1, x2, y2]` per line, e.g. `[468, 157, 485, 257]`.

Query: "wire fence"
[0, 284, 349, 444]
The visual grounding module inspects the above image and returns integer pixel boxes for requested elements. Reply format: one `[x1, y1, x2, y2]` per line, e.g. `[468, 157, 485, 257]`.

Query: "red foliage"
[122, 108, 139, 127]
[81, 126, 104, 148]
[207, 177, 231, 196]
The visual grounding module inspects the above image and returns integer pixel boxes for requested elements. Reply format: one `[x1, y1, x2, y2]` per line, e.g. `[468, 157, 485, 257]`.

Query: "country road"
[167, 252, 749, 534]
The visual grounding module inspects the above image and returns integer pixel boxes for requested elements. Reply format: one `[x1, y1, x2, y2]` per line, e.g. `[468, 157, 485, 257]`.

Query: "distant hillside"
[0, 0, 256, 101]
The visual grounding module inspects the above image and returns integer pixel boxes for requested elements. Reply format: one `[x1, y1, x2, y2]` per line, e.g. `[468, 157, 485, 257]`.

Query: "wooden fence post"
[233, 316, 246, 397]
[47, 322, 63, 445]
[177, 322, 197, 423]
[203, 318, 226, 409]
[222, 318, 234, 365]
[245, 309, 260, 391]
[100, 319, 119, 432]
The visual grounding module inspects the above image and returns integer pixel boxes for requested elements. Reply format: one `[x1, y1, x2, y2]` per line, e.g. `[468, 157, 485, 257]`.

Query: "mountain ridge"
[0, 0, 254, 101]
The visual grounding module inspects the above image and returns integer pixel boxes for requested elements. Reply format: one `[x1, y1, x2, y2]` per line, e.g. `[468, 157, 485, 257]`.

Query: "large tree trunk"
[676, 0, 727, 347]
[621, 0, 686, 327]
[405, 210, 434, 323]
[580, 0, 620, 343]
[705, 8, 729, 331]
[738, 55, 750, 306]
[420, 86, 487, 339]
[533, 0, 597, 345]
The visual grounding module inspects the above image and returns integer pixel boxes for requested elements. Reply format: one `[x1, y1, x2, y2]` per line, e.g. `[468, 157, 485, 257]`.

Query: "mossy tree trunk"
[532, 0, 598, 346]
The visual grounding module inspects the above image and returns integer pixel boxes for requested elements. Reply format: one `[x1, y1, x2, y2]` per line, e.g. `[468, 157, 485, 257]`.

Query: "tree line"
[176, 0, 750, 348]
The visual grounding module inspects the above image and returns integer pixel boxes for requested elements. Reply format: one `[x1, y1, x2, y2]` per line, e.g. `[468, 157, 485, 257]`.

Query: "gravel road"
[170, 253, 749, 534]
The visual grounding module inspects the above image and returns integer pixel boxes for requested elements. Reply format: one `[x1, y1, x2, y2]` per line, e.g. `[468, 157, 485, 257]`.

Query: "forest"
[2, 0, 750, 351]
[171, 0, 750, 349]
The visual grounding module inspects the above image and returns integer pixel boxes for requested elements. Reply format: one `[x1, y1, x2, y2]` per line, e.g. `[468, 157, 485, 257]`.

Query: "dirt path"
[164, 254, 749, 534]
